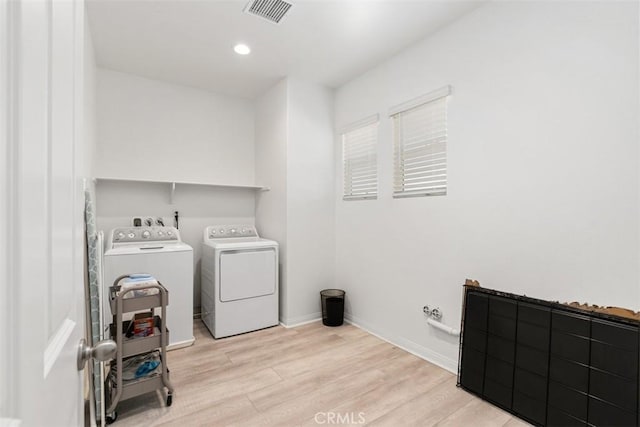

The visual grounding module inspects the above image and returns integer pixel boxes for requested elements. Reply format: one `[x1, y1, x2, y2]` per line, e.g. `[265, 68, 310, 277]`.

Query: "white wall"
[255, 79, 289, 322]
[286, 79, 335, 324]
[83, 12, 97, 179]
[96, 68, 255, 185]
[334, 0, 639, 372]
[95, 69, 258, 311]
[255, 78, 335, 325]
[0, 0, 11, 419]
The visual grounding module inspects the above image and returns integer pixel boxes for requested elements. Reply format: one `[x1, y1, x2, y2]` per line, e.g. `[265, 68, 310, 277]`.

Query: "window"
[341, 115, 379, 200]
[391, 86, 451, 198]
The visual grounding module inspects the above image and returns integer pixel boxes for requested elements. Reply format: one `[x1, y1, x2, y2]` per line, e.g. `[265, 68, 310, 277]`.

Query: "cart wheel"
[166, 393, 173, 407]
[105, 411, 118, 424]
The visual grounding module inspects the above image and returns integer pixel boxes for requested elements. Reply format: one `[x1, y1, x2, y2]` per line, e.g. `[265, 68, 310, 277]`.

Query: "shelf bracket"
[169, 182, 176, 205]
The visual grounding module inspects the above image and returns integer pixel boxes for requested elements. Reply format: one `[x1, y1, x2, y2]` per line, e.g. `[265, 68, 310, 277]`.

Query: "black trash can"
[320, 289, 345, 327]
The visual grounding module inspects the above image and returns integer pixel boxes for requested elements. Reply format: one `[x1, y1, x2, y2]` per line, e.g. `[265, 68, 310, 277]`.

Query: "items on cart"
[121, 351, 161, 381]
[117, 274, 160, 299]
[124, 311, 155, 338]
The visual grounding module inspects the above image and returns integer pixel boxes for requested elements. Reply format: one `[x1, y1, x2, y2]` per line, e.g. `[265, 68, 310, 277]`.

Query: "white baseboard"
[167, 338, 195, 351]
[279, 312, 322, 328]
[344, 313, 459, 374]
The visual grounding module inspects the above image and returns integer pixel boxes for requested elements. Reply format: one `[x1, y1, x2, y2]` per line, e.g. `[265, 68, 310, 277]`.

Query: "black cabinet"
[458, 286, 640, 427]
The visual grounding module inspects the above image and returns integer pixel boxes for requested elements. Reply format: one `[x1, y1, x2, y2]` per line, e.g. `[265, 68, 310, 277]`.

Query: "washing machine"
[201, 225, 279, 338]
[103, 226, 194, 349]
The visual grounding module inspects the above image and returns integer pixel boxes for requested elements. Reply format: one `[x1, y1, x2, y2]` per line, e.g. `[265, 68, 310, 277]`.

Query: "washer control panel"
[111, 226, 180, 244]
[205, 225, 258, 240]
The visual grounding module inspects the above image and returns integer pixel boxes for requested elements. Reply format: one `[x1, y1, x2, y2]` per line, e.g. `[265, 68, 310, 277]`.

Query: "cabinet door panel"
[485, 356, 513, 388]
[487, 334, 515, 363]
[460, 347, 485, 395]
[552, 311, 590, 337]
[513, 391, 546, 425]
[591, 319, 638, 351]
[550, 331, 590, 364]
[589, 369, 637, 412]
[549, 357, 589, 392]
[489, 296, 517, 319]
[590, 341, 637, 379]
[517, 321, 550, 351]
[513, 368, 546, 402]
[518, 302, 551, 328]
[515, 345, 549, 377]
[588, 397, 637, 427]
[463, 328, 487, 353]
[484, 378, 512, 409]
[547, 406, 586, 427]
[465, 292, 488, 331]
[489, 314, 516, 340]
[548, 381, 587, 421]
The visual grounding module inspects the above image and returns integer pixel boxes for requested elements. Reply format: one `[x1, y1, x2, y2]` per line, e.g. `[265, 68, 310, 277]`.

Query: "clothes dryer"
[201, 225, 278, 338]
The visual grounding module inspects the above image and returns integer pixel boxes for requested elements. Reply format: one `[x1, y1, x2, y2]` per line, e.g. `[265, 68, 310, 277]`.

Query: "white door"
[1, 0, 88, 426]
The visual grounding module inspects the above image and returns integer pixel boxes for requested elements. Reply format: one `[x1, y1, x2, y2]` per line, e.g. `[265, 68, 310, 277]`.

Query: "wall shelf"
[94, 177, 269, 204]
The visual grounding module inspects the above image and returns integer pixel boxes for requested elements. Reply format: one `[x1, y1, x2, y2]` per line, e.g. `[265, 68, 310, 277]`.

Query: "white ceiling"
[87, 0, 483, 99]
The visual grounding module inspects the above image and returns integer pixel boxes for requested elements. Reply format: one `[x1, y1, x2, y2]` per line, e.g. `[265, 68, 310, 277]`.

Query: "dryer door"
[219, 248, 277, 302]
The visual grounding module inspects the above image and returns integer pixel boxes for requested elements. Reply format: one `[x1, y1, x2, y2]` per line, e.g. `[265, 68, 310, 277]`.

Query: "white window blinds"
[342, 115, 378, 200]
[391, 86, 450, 198]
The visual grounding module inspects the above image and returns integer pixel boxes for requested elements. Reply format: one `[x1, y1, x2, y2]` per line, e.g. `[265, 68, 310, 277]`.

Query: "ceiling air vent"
[244, 0, 293, 24]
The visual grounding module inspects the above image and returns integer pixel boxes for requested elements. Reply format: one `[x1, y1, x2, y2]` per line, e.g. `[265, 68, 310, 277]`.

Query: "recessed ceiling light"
[234, 44, 251, 55]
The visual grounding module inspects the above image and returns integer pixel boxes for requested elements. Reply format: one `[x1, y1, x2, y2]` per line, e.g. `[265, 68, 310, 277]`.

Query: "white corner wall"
[96, 68, 255, 185]
[255, 78, 335, 325]
[286, 79, 335, 324]
[255, 79, 289, 322]
[334, 0, 639, 372]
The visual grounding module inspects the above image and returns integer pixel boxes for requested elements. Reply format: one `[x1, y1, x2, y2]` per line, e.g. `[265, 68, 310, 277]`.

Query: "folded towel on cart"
[118, 275, 160, 298]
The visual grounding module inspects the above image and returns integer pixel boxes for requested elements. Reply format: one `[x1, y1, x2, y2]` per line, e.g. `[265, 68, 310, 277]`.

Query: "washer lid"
[105, 242, 193, 255]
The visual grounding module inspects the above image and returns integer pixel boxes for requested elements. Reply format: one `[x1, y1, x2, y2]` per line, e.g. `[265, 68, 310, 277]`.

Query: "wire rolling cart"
[105, 274, 174, 424]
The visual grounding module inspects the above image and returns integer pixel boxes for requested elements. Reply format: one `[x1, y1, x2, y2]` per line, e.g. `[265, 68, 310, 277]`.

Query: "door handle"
[77, 338, 117, 370]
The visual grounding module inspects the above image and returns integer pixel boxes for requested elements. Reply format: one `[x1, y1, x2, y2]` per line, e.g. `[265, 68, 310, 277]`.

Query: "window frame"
[340, 114, 379, 201]
[390, 85, 451, 199]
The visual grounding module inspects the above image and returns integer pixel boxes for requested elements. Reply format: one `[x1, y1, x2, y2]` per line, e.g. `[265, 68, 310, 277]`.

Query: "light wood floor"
[112, 320, 529, 426]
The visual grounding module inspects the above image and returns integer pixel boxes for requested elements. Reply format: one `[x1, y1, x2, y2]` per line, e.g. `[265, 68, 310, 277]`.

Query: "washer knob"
[127, 232, 135, 239]
[167, 230, 173, 236]
[157, 231, 164, 237]
[116, 232, 125, 240]
[142, 230, 151, 239]
[230, 228, 237, 235]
